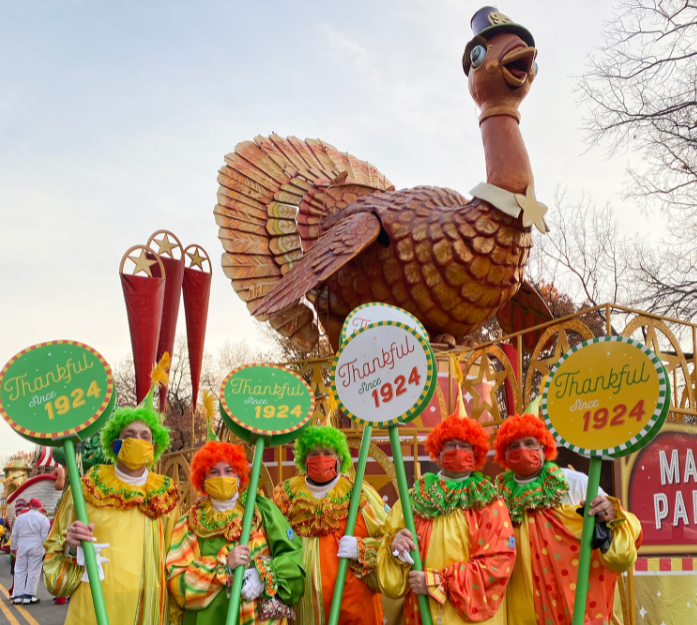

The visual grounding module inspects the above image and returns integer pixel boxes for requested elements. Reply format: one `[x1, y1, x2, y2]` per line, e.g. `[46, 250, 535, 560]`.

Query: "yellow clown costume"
[377, 414, 516, 625]
[43, 365, 182, 625]
[493, 414, 643, 625]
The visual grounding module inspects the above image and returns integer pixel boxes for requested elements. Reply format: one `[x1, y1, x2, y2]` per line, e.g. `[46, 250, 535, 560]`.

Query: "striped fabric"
[634, 557, 697, 574]
[134, 514, 169, 624]
[294, 536, 323, 625]
[166, 513, 271, 623]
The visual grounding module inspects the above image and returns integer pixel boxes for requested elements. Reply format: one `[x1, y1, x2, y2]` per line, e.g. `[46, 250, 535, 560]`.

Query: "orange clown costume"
[272, 426, 387, 625]
[166, 441, 304, 625]
[377, 414, 516, 625]
[493, 414, 643, 625]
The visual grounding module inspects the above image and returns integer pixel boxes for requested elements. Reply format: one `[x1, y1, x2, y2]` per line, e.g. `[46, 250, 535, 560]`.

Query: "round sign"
[219, 364, 315, 445]
[541, 336, 670, 458]
[331, 321, 436, 427]
[0, 341, 116, 444]
[341, 303, 428, 345]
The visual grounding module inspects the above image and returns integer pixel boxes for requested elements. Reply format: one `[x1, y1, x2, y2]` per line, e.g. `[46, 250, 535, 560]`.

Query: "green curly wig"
[294, 426, 352, 474]
[100, 406, 171, 465]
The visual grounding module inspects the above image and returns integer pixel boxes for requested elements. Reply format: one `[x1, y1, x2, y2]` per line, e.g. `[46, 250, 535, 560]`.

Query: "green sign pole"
[388, 425, 433, 625]
[225, 437, 265, 625]
[63, 438, 110, 625]
[570, 456, 601, 625]
[327, 423, 373, 625]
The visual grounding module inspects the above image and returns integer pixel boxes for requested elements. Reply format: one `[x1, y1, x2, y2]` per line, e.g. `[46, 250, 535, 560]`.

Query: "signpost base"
[388, 426, 433, 625]
[226, 437, 265, 625]
[63, 438, 110, 625]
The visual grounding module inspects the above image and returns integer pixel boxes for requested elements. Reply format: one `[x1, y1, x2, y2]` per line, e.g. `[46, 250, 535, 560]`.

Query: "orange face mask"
[306, 456, 339, 483]
[506, 448, 542, 476]
[440, 449, 475, 472]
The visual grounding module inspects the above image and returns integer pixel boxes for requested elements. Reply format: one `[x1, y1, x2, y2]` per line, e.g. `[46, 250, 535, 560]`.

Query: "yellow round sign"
[541, 337, 670, 457]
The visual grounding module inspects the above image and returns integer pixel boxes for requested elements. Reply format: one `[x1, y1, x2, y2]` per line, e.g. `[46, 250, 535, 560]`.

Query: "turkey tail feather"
[216, 134, 393, 350]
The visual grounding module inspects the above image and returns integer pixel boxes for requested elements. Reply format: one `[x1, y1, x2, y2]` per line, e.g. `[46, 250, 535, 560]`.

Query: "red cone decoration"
[119, 246, 166, 403]
[147, 231, 185, 411]
[181, 244, 212, 410]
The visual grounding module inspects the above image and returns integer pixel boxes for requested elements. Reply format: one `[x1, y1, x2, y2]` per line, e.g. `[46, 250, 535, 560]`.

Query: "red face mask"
[306, 455, 339, 483]
[440, 449, 475, 473]
[506, 448, 542, 476]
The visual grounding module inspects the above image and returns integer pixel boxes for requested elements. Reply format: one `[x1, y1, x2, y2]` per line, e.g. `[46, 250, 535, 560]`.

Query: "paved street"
[0, 552, 68, 625]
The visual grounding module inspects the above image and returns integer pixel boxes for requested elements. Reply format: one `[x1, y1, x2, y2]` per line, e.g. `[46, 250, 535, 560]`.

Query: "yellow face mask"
[116, 438, 154, 470]
[205, 477, 238, 501]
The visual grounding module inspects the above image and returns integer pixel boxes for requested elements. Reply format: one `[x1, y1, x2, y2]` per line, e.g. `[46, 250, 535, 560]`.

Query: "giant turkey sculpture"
[216, 7, 552, 352]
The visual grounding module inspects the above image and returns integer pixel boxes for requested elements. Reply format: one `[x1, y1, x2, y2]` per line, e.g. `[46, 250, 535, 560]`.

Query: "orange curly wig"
[190, 441, 250, 494]
[494, 413, 558, 469]
[425, 413, 490, 471]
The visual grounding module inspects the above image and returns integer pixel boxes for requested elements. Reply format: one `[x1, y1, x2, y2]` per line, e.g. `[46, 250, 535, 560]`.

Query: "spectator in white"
[11, 498, 50, 605]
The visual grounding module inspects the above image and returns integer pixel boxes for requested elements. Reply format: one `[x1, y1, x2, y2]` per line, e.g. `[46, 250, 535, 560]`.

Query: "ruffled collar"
[277, 475, 361, 537]
[410, 471, 499, 520]
[496, 461, 569, 525]
[82, 464, 179, 519]
[188, 492, 259, 541]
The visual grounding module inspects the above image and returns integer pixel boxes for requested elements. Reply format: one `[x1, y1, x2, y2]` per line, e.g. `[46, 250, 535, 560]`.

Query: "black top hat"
[463, 6, 535, 75]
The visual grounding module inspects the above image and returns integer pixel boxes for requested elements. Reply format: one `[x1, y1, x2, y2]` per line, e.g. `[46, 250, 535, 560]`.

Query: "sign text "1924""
[372, 367, 421, 408]
[44, 380, 102, 420]
[582, 400, 646, 431]
[254, 404, 304, 419]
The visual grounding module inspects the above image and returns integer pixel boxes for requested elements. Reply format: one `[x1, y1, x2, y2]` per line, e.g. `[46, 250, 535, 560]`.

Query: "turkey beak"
[501, 47, 536, 88]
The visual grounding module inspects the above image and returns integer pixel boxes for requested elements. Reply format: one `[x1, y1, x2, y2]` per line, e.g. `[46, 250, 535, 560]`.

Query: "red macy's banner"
[616, 423, 697, 555]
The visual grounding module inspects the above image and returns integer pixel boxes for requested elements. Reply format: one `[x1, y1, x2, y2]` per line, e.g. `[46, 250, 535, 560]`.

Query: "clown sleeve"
[164, 504, 185, 625]
[272, 480, 291, 516]
[43, 488, 84, 598]
[255, 496, 305, 606]
[349, 482, 388, 590]
[376, 499, 411, 599]
[559, 498, 643, 574]
[439, 499, 516, 622]
[166, 514, 228, 610]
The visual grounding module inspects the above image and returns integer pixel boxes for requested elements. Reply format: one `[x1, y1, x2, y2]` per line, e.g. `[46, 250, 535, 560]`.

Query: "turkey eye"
[470, 45, 487, 69]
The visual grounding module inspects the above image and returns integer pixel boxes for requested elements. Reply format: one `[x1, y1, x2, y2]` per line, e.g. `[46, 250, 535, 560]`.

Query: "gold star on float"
[129, 250, 158, 276]
[462, 352, 511, 421]
[187, 247, 205, 269]
[515, 185, 548, 234]
[154, 233, 176, 257]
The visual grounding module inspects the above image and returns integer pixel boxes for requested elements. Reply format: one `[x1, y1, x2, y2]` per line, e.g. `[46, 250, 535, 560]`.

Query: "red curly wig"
[425, 413, 490, 471]
[494, 413, 558, 469]
[190, 441, 250, 494]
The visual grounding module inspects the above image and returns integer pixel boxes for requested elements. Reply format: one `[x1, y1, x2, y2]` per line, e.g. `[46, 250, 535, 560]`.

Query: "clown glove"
[337, 536, 358, 560]
[392, 549, 414, 565]
[77, 543, 110, 581]
[241, 567, 264, 601]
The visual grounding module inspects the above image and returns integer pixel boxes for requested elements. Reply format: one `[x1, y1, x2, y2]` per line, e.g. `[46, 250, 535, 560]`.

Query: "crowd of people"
[2, 388, 642, 625]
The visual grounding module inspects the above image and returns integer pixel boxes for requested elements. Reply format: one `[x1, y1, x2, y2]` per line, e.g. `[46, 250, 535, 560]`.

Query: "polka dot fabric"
[524, 506, 634, 625]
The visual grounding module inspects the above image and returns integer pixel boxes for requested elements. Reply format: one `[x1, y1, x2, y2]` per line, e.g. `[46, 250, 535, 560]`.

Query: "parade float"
[155, 8, 697, 624]
[0, 6, 694, 625]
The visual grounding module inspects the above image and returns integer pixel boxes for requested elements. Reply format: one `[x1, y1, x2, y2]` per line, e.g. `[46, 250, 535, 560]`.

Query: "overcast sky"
[0, 1, 654, 456]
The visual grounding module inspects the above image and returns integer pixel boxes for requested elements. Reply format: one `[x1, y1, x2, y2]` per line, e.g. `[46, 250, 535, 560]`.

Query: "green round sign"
[0, 341, 116, 444]
[219, 364, 315, 445]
